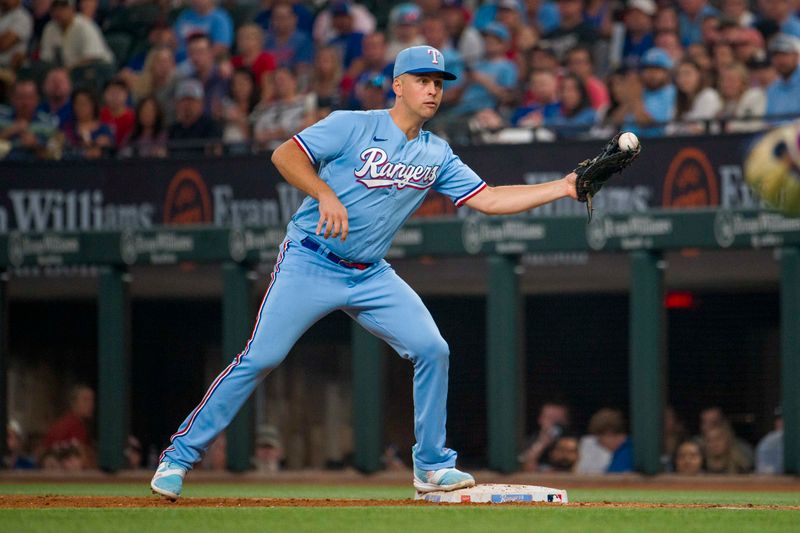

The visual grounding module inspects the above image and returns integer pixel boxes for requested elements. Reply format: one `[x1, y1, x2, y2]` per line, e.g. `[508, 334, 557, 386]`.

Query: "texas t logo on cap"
[394, 46, 458, 80]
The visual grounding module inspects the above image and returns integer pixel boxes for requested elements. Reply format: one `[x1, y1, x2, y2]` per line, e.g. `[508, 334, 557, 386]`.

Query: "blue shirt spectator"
[173, 0, 234, 63]
[265, 30, 314, 69]
[677, 1, 718, 46]
[329, 31, 365, 69]
[254, 2, 314, 35]
[607, 438, 634, 473]
[624, 83, 676, 137]
[765, 34, 800, 121]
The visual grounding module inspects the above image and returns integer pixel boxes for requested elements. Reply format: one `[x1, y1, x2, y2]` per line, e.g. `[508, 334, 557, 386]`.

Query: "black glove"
[574, 133, 641, 221]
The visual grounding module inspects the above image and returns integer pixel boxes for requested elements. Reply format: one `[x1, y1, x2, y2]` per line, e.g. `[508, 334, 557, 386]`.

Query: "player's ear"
[392, 76, 402, 98]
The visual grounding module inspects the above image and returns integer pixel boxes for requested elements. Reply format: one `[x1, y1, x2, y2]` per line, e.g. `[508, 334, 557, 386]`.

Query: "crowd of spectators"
[0, 0, 799, 160]
[517, 401, 785, 474]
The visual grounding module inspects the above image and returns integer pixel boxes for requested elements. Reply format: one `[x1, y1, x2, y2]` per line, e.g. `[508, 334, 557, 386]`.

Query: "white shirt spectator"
[40, 13, 113, 68]
[575, 435, 612, 474]
[720, 87, 766, 132]
[0, 3, 33, 67]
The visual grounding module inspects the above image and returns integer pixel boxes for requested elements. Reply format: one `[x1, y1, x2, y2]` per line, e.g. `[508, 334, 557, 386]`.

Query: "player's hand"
[564, 172, 578, 200]
[316, 189, 349, 241]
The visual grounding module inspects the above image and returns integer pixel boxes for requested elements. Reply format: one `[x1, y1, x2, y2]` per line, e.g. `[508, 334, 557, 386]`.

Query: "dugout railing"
[0, 208, 798, 476]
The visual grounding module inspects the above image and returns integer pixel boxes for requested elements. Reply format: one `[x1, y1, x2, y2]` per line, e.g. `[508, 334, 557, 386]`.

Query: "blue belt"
[300, 237, 373, 270]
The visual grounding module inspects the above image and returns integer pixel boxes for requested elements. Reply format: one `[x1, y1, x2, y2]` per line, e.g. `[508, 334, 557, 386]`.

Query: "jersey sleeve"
[433, 144, 487, 207]
[292, 111, 356, 165]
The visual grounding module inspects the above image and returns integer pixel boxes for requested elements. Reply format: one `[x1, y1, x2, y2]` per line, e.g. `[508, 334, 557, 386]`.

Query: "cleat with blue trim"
[150, 461, 187, 501]
[413, 466, 476, 493]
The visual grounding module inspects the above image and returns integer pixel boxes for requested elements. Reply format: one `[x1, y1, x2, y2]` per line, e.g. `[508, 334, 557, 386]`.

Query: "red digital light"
[665, 292, 695, 309]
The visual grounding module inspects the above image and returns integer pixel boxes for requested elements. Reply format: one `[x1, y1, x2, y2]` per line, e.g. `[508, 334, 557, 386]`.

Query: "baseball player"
[151, 45, 580, 500]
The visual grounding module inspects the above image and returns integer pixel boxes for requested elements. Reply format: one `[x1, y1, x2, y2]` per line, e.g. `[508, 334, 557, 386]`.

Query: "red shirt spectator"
[42, 385, 95, 453]
[100, 78, 135, 146]
[231, 23, 276, 87]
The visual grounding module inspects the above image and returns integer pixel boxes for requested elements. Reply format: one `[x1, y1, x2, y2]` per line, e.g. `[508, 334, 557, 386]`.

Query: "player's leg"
[152, 241, 345, 499]
[346, 263, 475, 492]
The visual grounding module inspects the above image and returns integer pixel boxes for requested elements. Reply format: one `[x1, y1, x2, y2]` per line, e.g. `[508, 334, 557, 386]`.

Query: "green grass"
[0, 483, 798, 533]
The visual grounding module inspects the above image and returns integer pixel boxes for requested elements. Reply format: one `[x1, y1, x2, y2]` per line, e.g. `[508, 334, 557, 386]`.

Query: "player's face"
[395, 73, 444, 120]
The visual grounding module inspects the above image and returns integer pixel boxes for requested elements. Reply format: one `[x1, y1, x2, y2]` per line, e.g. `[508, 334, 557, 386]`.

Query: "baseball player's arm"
[271, 140, 349, 240]
[464, 173, 578, 215]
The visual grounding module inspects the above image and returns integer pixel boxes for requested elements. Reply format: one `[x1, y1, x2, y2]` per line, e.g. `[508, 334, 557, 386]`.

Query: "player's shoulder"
[419, 128, 453, 153]
[324, 109, 384, 124]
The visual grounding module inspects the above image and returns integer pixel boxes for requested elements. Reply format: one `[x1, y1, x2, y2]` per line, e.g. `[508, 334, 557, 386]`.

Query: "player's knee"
[413, 336, 450, 365]
[248, 349, 288, 373]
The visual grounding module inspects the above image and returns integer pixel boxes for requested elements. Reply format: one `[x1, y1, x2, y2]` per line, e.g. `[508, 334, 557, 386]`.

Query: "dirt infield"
[1, 495, 799, 510]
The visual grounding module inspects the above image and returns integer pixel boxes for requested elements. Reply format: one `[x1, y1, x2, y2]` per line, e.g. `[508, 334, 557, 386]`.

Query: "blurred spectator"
[41, 384, 95, 465]
[222, 67, 257, 145]
[441, 0, 484, 66]
[588, 408, 633, 473]
[416, 0, 443, 17]
[181, 34, 228, 119]
[120, 95, 167, 158]
[358, 73, 390, 110]
[721, 0, 756, 27]
[654, 31, 684, 65]
[700, 14, 721, 47]
[254, 0, 314, 35]
[200, 433, 226, 470]
[697, 406, 755, 464]
[575, 435, 611, 473]
[654, 6, 679, 35]
[313, 0, 375, 45]
[728, 27, 766, 65]
[65, 87, 114, 159]
[748, 53, 778, 89]
[4, 419, 35, 469]
[677, 0, 718, 46]
[129, 46, 177, 120]
[231, 24, 276, 89]
[547, 435, 579, 472]
[611, 47, 676, 137]
[448, 22, 517, 117]
[264, 2, 313, 75]
[386, 3, 424, 61]
[755, 406, 784, 474]
[0, 79, 59, 160]
[702, 423, 753, 473]
[123, 435, 143, 469]
[540, 0, 598, 61]
[253, 67, 314, 150]
[312, 46, 345, 113]
[0, 0, 33, 70]
[168, 78, 222, 156]
[662, 406, 689, 471]
[758, 0, 800, 39]
[39, 450, 60, 470]
[495, 0, 539, 62]
[37, 67, 73, 129]
[253, 424, 283, 473]
[121, 25, 177, 74]
[39, 0, 114, 70]
[77, 0, 98, 23]
[518, 400, 570, 472]
[345, 32, 392, 105]
[546, 72, 597, 136]
[674, 440, 704, 475]
[584, 0, 613, 39]
[527, 43, 560, 73]
[30, 0, 52, 56]
[765, 33, 800, 121]
[716, 62, 766, 132]
[667, 59, 721, 134]
[100, 78, 134, 146]
[58, 441, 87, 471]
[421, 16, 465, 106]
[172, 0, 233, 64]
[685, 42, 714, 85]
[621, 0, 656, 68]
[327, 1, 365, 69]
[565, 44, 609, 110]
[524, 0, 561, 35]
[512, 68, 561, 126]
[382, 443, 408, 471]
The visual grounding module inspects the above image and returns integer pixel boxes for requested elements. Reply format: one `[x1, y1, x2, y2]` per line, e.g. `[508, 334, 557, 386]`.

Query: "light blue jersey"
[289, 109, 486, 263]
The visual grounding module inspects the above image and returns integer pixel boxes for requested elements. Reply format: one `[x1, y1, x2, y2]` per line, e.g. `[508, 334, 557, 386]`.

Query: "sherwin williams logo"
[164, 169, 212, 224]
[662, 148, 719, 207]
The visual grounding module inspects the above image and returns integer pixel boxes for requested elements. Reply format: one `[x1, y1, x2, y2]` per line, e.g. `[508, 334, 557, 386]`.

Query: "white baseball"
[618, 132, 639, 151]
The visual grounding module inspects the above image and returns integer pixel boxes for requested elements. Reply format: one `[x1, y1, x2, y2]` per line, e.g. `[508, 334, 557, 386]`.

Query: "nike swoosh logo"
[373, 136, 388, 142]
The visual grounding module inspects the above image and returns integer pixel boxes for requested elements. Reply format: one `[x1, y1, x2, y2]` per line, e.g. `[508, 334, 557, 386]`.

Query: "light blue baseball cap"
[639, 47, 674, 70]
[393, 45, 458, 80]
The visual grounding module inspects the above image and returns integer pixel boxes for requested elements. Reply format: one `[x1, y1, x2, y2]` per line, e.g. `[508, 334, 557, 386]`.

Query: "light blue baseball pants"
[160, 237, 458, 471]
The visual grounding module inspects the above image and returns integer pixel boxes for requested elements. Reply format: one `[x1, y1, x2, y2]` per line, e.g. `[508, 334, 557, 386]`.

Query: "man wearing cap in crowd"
[151, 43, 583, 500]
[167, 78, 222, 156]
[495, 0, 539, 60]
[765, 33, 800, 121]
[39, 0, 113, 70]
[621, 0, 656, 67]
[541, 0, 598, 61]
[608, 47, 675, 138]
[313, 0, 375, 44]
[445, 21, 517, 120]
[386, 3, 425, 61]
[677, 0, 719, 46]
[759, 0, 800, 39]
[327, 0, 365, 69]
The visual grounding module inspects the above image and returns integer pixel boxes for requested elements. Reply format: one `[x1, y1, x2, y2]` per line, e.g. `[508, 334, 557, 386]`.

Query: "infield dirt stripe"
[1, 496, 799, 510]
